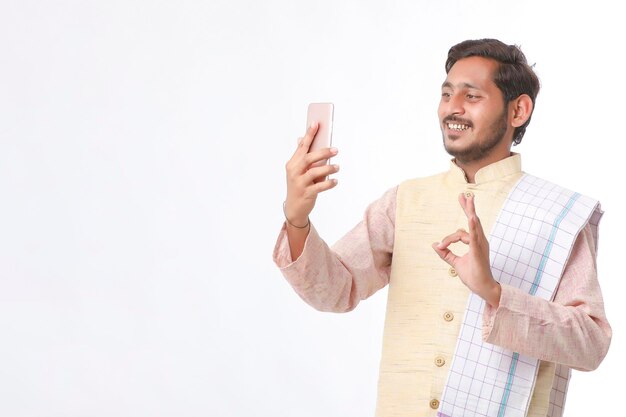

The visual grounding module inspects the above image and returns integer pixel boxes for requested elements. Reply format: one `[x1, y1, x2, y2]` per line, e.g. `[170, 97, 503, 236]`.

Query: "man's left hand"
[432, 193, 501, 308]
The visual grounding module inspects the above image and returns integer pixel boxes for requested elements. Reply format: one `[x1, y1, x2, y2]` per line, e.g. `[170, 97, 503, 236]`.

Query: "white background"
[0, 1, 622, 416]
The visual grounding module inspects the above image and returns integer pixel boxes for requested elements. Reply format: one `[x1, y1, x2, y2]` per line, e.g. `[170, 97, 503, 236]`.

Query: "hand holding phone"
[305, 103, 334, 167]
[282, 102, 338, 247]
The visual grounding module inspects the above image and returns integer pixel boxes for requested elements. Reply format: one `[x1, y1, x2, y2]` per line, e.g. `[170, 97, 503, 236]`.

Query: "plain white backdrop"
[0, 1, 622, 416]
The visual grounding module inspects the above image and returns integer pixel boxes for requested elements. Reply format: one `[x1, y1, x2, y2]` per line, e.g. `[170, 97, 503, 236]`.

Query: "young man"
[273, 39, 611, 417]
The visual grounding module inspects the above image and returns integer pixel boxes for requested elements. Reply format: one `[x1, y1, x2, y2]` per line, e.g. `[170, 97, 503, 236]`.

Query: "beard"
[441, 108, 508, 164]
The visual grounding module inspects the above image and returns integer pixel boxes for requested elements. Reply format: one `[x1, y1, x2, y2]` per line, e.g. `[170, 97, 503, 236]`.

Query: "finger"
[468, 215, 488, 249]
[303, 147, 338, 167]
[310, 177, 339, 194]
[456, 228, 470, 244]
[432, 242, 459, 267]
[458, 192, 485, 234]
[295, 123, 319, 156]
[291, 137, 304, 160]
[305, 164, 340, 183]
[458, 192, 473, 218]
[466, 192, 477, 217]
[464, 198, 488, 247]
[437, 229, 470, 249]
[286, 145, 336, 178]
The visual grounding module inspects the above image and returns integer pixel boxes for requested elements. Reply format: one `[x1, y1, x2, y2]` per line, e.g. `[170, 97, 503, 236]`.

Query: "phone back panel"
[306, 103, 334, 166]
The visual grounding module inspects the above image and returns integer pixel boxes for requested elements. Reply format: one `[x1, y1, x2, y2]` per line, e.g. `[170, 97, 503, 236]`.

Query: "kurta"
[273, 154, 611, 417]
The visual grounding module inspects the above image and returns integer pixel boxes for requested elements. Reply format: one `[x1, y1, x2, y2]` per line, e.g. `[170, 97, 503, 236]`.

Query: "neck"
[455, 150, 512, 183]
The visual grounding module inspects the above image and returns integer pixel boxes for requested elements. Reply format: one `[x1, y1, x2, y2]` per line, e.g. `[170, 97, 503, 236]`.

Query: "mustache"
[442, 115, 473, 127]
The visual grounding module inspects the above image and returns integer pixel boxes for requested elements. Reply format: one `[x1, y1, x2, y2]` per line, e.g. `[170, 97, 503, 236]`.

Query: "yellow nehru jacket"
[376, 154, 554, 417]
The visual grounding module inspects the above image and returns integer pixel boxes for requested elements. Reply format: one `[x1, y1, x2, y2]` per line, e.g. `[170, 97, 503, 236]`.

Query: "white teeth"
[447, 123, 469, 131]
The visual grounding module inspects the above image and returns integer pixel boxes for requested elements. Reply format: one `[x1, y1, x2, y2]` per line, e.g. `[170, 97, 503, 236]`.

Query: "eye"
[441, 92, 451, 100]
[466, 94, 481, 100]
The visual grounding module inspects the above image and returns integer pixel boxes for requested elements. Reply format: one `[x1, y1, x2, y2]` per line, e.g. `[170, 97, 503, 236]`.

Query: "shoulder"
[507, 172, 603, 245]
[515, 173, 601, 208]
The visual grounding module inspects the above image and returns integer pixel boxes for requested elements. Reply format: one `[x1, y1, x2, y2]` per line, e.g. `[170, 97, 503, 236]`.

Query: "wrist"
[485, 282, 501, 309]
[283, 201, 310, 229]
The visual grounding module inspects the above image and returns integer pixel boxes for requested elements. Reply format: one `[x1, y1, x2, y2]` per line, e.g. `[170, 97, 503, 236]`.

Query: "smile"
[447, 123, 470, 131]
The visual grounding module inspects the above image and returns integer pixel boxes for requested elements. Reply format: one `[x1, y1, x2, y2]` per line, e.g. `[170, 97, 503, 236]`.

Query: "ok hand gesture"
[432, 193, 501, 308]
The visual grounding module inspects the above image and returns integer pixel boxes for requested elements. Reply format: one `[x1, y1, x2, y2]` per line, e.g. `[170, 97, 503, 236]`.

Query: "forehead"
[442, 56, 499, 90]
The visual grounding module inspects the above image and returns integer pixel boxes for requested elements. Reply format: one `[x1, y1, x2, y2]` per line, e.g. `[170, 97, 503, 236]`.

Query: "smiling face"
[438, 56, 515, 165]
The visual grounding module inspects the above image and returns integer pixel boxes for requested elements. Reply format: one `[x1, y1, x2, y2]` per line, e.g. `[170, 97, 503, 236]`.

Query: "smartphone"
[305, 102, 334, 167]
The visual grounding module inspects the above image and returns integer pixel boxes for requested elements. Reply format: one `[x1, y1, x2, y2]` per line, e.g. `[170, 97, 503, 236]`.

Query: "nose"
[441, 93, 465, 116]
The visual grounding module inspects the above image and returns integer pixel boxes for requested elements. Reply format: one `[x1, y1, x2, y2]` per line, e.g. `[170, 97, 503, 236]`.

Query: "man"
[273, 39, 611, 417]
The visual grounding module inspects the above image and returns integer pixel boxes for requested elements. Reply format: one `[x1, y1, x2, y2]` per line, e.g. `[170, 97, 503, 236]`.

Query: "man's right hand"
[283, 123, 339, 260]
[284, 122, 339, 227]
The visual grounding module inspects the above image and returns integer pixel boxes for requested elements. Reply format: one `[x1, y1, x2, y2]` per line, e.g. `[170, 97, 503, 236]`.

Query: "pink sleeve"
[272, 187, 397, 312]
[482, 224, 612, 371]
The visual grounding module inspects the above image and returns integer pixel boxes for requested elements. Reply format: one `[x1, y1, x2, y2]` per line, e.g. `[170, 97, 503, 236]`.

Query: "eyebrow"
[441, 81, 481, 90]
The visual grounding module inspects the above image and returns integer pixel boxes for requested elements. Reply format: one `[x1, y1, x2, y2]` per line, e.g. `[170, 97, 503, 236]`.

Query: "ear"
[509, 94, 533, 128]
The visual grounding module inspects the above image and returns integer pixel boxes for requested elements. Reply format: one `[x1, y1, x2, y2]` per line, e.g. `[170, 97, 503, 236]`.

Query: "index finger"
[437, 229, 470, 249]
[294, 122, 319, 157]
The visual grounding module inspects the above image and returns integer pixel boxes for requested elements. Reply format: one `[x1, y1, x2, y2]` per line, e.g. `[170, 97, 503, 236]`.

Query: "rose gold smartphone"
[305, 102, 334, 167]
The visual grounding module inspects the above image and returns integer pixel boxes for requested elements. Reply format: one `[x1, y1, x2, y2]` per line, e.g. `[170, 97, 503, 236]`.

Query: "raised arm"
[283, 123, 339, 261]
[273, 187, 397, 312]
